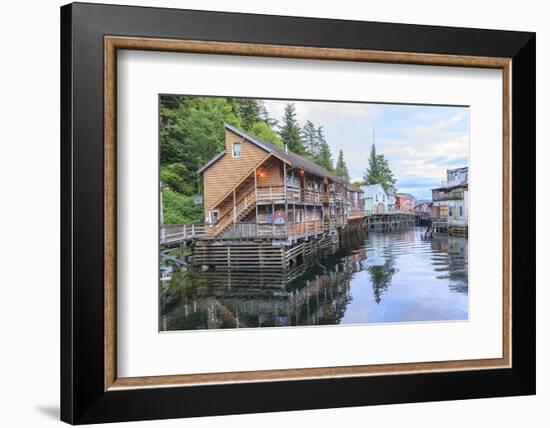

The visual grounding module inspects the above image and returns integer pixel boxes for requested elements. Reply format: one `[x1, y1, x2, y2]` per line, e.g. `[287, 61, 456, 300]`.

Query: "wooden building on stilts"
[194, 124, 348, 270]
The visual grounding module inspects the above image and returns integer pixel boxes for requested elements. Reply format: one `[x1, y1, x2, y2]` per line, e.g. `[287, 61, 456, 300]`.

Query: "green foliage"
[352, 180, 363, 188]
[368, 258, 397, 304]
[229, 98, 262, 132]
[162, 189, 204, 224]
[362, 143, 396, 192]
[260, 103, 278, 127]
[160, 96, 242, 197]
[335, 149, 350, 180]
[278, 104, 306, 155]
[249, 121, 284, 147]
[315, 126, 333, 172]
[160, 96, 287, 225]
[160, 163, 195, 195]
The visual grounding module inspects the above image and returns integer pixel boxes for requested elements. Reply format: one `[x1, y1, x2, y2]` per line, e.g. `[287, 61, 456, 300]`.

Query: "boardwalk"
[161, 211, 418, 248]
[364, 211, 417, 230]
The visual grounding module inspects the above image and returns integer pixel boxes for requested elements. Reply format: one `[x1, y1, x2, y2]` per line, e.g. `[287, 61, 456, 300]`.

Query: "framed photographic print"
[60, 2, 536, 424]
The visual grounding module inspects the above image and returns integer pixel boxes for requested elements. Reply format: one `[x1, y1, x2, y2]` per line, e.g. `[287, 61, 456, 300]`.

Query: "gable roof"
[415, 199, 431, 205]
[360, 184, 385, 198]
[397, 193, 415, 199]
[198, 124, 343, 182]
[197, 151, 225, 174]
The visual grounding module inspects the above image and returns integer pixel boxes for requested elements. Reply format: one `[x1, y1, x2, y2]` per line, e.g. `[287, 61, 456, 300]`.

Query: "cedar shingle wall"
[202, 129, 268, 213]
[257, 161, 284, 188]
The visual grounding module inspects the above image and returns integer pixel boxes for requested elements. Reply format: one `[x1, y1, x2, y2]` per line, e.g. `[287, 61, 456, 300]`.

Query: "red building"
[396, 193, 415, 212]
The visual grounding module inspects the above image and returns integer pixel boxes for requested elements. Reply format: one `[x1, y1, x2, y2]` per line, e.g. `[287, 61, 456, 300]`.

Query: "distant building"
[414, 200, 432, 214]
[345, 183, 365, 219]
[387, 189, 397, 211]
[431, 166, 468, 235]
[446, 166, 468, 186]
[396, 193, 415, 211]
[360, 184, 387, 213]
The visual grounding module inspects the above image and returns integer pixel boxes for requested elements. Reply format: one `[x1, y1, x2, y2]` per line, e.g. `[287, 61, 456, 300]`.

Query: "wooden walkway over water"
[161, 211, 419, 270]
[363, 211, 417, 230]
[161, 211, 419, 249]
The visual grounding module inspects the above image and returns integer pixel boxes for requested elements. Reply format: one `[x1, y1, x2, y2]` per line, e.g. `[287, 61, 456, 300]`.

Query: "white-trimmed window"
[232, 142, 241, 157]
[208, 210, 219, 224]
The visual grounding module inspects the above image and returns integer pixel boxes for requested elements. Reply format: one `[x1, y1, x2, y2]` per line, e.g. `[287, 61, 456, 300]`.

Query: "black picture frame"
[61, 2, 535, 424]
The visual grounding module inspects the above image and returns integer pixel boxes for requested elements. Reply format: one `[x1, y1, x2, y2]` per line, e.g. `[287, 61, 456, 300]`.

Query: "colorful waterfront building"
[396, 193, 415, 211]
[431, 166, 469, 235]
[197, 124, 348, 242]
[360, 184, 388, 213]
[386, 189, 397, 211]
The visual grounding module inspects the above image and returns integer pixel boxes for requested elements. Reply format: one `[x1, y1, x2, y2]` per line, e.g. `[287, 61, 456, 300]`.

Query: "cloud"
[263, 100, 469, 200]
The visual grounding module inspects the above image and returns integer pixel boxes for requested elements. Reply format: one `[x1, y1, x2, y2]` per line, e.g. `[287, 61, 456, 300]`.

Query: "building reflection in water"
[429, 235, 468, 295]
[161, 249, 365, 330]
[160, 228, 469, 331]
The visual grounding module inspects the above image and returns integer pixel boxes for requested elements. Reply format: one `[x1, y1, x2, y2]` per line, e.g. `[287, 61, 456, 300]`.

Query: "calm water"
[160, 228, 468, 331]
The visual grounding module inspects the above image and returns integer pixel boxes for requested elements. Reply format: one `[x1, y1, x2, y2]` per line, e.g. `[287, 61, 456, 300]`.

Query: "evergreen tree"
[363, 143, 380, 184]
[315, 126, 333, 172]
[362, 142, 396, 192]
[278, 103, 305, 154]
[302, 120, 319, 158]
[375, 154, 397, 193]
[335, 149, 350, 180]
[259, 102, 278, 128]
[231, 98, 262, 132]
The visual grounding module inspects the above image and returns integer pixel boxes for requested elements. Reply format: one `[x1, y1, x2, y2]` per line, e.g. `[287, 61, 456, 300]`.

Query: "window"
[208, 210, 219, 224]
[232, 142, 241, 157]
[459, 206, 463, 217]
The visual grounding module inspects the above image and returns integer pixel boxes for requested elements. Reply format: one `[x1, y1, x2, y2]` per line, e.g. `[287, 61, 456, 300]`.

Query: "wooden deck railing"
[302, 189, 321, 203]
[256, 186, 329, 205]
[256, 186, 286, 201]
[286, 186, 302, 201]
[217, 220, 324, 240]
[161, 210, 420, 245]
[321, 193, 335, 204]
[288, 220, 323, 237]
[348, 210, 369, 219]
[160, 223, 206, 245]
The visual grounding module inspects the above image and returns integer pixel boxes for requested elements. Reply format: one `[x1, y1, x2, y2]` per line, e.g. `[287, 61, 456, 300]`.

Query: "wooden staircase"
[212, 187, 256, 237]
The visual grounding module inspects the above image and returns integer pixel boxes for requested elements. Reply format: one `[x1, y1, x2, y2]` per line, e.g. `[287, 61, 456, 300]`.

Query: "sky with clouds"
[263, 99, 469, 200]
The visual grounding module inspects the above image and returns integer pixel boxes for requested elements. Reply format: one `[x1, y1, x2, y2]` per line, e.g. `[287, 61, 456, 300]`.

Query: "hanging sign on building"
[272, 210, 287, 225]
